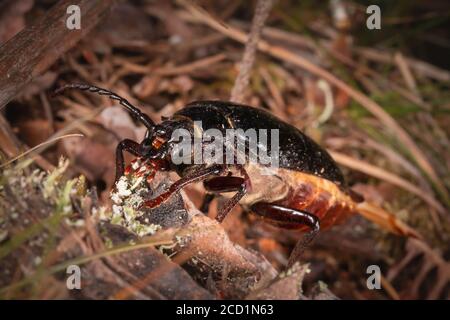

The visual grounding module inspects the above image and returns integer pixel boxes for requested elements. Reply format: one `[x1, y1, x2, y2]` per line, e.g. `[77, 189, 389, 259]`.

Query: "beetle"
[54, 84, 409, 266]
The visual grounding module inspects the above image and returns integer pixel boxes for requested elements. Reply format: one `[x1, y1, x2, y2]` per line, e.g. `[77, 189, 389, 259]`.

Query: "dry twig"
[230, 0, 274, 103]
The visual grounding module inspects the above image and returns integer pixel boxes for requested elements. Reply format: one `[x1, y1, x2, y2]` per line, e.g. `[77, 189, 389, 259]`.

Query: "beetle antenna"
[53, 84, 155, 133]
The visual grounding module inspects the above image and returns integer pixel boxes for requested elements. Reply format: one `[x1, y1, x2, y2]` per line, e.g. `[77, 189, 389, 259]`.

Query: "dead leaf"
[98, 106, 139, 140]
[246, 263, 310, 300]
[63, 137, 115, 190]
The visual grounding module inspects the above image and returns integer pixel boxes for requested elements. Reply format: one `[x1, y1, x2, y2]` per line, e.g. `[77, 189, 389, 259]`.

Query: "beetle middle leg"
[250, 202, 320, 267]
[115, 139, 141, 182]
[203, 175, 250, 222]
[200, 193, 215, 214]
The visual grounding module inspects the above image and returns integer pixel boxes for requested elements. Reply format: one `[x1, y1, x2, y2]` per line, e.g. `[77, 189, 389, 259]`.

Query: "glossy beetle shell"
[172, 101, 356, 230]
[175, 101, 345, 187]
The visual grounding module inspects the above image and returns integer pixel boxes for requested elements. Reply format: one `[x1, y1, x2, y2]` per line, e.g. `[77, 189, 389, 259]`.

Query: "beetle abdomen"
[276, 171, 356, 231]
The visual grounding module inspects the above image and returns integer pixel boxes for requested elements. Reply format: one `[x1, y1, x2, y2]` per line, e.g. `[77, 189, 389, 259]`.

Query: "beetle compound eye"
[142, 138, 152, 147]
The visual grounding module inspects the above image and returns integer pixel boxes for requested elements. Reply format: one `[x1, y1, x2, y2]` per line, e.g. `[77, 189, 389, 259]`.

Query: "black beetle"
[55, 84, 373, 265]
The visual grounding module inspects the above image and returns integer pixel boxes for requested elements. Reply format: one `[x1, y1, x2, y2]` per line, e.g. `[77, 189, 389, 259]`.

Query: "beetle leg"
[249, 202, 320, 267]
[115, 139, 141, 182]
[203, 164, 252, 222]
[141, 164, 224, 209]
[288, 223, 320, 268]
[200, 193, 215, 214]
[203, 176, 249, 222]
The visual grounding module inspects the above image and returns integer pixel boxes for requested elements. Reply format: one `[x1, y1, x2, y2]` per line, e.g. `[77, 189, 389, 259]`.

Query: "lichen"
[107, 158, 161, 237]
[42, 158, 70, 200]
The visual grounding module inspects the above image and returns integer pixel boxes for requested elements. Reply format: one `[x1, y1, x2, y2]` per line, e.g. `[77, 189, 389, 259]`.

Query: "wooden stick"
[0, 0, 113, 109]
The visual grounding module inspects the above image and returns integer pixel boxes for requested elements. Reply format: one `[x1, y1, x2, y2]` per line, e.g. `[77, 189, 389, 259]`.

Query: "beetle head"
[139, 116, 192, 161]
[139, 128, 170, 159]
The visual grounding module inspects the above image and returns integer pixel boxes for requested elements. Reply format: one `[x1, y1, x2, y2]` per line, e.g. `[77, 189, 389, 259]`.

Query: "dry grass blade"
[380, 275, 401, 300]
[179, 0, 449, 206]
[0, 239, 174, 295]
[156, 53, 227, 76]
[112, 53, 226, 76]
[0, 134, 84, 168]
[0, 114, 55, 171]
[355, 47, 450, 82]
[329, 151, 446, 217]
[394, 52, 422, 102]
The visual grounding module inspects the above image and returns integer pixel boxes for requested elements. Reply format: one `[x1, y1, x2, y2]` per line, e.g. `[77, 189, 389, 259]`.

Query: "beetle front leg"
[141, 164, 225, 209]
[115, 139, 141, 182]
[249, 202, 320, 267]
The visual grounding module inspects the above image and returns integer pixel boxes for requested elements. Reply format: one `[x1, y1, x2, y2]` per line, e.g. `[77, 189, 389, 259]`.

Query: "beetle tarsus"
[287, 220, 320, 268]
[215, 182, 247, 222]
